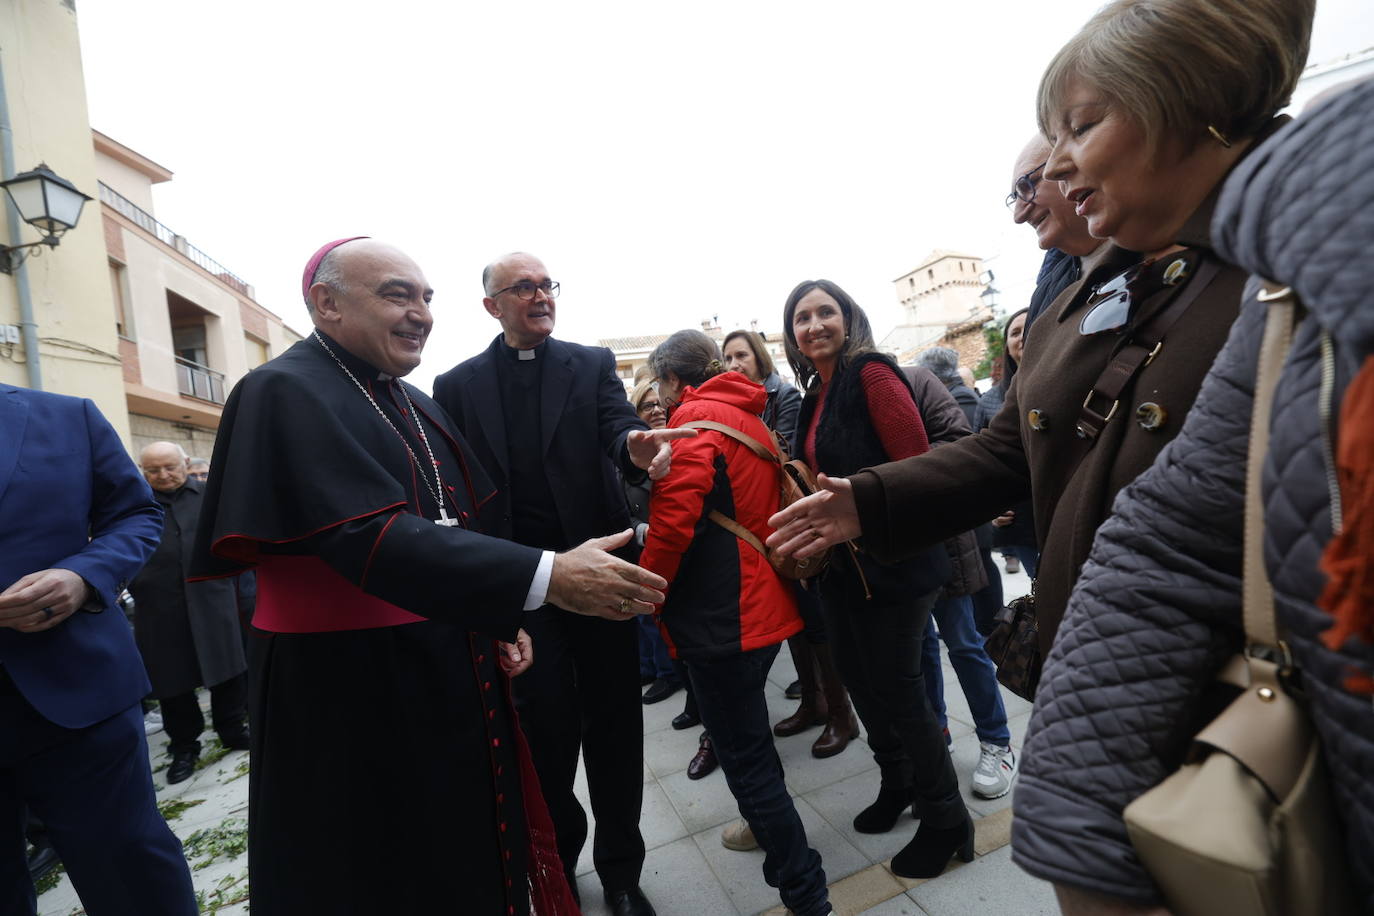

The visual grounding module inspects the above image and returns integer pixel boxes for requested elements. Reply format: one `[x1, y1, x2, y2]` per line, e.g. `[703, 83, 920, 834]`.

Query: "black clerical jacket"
[433, 335, 648, 551]
[189, 335, 541, 635]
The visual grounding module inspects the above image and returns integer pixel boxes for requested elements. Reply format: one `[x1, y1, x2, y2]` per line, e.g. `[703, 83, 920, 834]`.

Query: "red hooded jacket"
[640, 372, 802, 661]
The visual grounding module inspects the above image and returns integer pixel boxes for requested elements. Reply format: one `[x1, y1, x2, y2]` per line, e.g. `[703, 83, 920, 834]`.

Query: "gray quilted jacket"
[1011, 79, 1374, 908]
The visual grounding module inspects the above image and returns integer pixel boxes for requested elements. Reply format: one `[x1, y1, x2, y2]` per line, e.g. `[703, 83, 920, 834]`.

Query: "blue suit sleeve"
[53, 399, 163, 611]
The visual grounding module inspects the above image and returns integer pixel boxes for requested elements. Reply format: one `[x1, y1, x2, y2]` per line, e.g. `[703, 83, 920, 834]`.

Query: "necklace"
[312, 331, 458, 526]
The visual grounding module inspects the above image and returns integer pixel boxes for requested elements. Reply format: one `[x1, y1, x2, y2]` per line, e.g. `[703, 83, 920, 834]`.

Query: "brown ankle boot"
[810, 642, 860, 758]
[773, 636, 828, 737]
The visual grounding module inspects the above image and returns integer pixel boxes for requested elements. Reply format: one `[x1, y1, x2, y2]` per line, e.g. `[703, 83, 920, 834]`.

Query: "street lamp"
[0, 163, 92, 274]
[980, 281, 1000, 313]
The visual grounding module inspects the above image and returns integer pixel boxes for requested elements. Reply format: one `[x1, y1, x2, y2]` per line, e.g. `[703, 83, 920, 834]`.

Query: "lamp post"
[0, 163, 92, 273]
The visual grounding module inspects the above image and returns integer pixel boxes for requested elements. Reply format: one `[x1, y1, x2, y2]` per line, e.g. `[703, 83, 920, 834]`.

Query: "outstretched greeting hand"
[627, 427, 698, 481]
[546, 530, 667, 620]
[766, 474, 862, 559]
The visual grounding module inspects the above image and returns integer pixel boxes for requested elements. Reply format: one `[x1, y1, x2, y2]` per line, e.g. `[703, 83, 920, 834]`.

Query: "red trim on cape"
[252, 554, 425, 633]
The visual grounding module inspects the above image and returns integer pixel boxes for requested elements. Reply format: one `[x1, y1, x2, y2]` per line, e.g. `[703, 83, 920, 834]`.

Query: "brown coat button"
[1028, 408, 1050, 431]
[1135, 402, 1167, 430]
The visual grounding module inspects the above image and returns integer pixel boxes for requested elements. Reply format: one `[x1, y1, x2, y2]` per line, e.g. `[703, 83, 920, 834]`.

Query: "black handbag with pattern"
[983, 593, 1040, 701]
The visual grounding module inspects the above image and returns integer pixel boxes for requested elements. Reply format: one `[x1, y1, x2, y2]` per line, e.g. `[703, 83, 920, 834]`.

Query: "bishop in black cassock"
[191, 239, 591, 915]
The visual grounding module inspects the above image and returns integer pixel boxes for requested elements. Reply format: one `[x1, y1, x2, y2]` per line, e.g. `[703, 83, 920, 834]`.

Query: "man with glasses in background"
[1007, 135, 1107, 330]
[433, 252, 689, 916]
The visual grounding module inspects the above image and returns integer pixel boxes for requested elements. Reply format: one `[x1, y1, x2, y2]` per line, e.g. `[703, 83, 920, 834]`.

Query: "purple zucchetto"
[301, 237, 369, 301]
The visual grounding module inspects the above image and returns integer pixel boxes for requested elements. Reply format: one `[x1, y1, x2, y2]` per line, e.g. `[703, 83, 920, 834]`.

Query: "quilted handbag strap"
[1195, 281, 1313, 802]
[1243, 282, 1298, 651]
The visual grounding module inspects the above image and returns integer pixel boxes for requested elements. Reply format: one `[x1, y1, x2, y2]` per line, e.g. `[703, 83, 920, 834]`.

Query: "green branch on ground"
[195, 868, 250, 913]
[34, 862, 65, 895]
[158, 797, 206, 821]
[184, 818, 248, 872]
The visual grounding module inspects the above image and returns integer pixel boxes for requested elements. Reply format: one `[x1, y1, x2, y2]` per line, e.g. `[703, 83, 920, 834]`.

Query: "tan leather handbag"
[1122, 287, 1357, 915]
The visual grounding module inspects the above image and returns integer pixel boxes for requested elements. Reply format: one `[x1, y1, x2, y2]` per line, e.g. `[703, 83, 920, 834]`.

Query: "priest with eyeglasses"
[191, 237, 686, 915]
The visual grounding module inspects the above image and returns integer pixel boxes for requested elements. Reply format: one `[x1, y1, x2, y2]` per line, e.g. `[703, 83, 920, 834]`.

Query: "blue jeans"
[922, 594, 1011, 746]
[686, 644, 830, 916]
[637, 615, 676, 681]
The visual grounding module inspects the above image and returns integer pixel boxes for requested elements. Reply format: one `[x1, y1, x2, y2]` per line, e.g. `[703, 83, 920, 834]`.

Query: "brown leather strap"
[1077, 257, 1223, 441]
[707, 509, 768, 559]
[678, 420, 780, 465]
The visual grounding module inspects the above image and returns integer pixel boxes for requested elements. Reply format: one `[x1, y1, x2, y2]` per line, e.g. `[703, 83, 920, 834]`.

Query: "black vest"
[798, 351, 951, 595]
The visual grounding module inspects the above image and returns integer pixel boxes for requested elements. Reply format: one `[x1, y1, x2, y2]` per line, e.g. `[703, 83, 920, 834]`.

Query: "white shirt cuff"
[523, 550, 555, 611]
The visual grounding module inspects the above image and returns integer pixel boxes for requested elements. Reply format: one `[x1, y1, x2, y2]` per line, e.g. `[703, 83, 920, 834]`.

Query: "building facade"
[884, 249, 992, 365]
[95, 131, 300, 457]
[600, 319, 793, 392]
[0, 0, 130, 439]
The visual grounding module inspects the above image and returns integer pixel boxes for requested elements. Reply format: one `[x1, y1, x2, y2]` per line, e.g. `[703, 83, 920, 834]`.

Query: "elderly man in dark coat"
[132, 441, 248, 783]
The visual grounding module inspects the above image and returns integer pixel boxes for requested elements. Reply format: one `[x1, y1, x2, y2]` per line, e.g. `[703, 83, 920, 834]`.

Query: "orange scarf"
[1318, 355, 1374, 694]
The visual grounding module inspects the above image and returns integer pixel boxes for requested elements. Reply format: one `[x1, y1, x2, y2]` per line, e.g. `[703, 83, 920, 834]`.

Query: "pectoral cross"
[436, 508, 458, 527]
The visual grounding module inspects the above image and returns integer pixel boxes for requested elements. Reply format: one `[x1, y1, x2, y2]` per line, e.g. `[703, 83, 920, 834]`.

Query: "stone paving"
[38, 565, 1049, 916]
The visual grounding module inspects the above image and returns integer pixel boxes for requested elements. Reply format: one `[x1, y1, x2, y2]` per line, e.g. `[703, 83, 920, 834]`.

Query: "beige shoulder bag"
[1122, 285, 1357, 915]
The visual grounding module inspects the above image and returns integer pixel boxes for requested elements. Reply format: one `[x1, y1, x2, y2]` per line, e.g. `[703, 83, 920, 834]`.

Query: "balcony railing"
[99, 182, 251, 296]
[175, 355, 226, 404]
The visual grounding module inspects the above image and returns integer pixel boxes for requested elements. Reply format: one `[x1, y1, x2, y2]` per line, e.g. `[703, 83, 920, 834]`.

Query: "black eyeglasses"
[1005, 162, 1047, 208]
[491, 279, 560, 300]
[1079, 260, 1154, 335]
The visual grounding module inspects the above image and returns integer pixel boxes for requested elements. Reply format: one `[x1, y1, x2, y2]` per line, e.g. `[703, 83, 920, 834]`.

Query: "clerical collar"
[312, 330, 391, 381]
[501, 339, 547, 363]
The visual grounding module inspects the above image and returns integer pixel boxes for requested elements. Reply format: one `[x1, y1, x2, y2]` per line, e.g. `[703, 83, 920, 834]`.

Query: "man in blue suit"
[0, 384, 197, 915]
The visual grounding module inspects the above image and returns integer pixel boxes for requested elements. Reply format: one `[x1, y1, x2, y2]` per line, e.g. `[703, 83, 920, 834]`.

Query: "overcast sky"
[76, 1, 1374, 392]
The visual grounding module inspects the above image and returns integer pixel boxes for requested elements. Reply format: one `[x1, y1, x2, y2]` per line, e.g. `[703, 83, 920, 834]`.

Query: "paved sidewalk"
[39, 565, 1045, 915]
[569, 561, 1055, 916]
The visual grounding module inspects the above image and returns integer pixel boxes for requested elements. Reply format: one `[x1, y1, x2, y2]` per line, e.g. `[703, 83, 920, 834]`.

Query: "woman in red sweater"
[639, 329, 832, 916]
[783, 279, 972, 879]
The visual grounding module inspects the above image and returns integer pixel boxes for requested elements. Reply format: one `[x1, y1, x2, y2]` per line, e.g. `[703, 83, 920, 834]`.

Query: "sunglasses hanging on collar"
[1080, 253, 1196, 336]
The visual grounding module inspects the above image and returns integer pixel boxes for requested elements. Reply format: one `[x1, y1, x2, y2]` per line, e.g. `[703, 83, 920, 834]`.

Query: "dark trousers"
[819, 577, 965, 829]
[159, 673, 248, 756]
[0, 671, 196, 916]
[970, 547, 1006, 636]
[512, 607, 645, 892]
[686, 644, 830, 916]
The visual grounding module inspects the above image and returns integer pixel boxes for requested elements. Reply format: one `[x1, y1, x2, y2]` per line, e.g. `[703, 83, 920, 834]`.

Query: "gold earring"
[1207, 125, 1232, 148]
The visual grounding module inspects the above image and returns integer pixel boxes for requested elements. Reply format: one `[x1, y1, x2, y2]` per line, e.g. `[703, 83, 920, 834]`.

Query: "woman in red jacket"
[640, 329, 832, 916]
[783, 279, 972, 879]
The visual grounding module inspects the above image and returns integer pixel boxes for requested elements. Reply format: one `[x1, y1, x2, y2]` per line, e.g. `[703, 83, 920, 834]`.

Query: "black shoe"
[604, 886, 656, 916]
[889, 812, 975, 879]
[167, 750, 198, 784]
[640, 673, 656, 687]
[784, 678, 802, 700]
[218, 728, 250, 751]
[687, 735, 718, 780]
[671, 709, 700, 730]
[853, 785, 912, 834]
[26, 841, 59, 882]
[642, 678, 681, 705]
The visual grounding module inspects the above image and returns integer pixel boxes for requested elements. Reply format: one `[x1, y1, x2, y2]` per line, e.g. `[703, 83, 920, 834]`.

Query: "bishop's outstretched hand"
[547, 530, 666, 620]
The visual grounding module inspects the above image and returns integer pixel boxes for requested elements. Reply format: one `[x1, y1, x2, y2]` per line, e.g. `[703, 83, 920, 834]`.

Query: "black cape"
[191, 334, 544, 915]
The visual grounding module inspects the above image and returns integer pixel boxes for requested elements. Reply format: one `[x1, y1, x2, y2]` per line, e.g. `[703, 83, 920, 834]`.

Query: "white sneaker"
[144, 710, 164, 736]
[720, 818, 758, 851]
[972, 742, 1017, 799]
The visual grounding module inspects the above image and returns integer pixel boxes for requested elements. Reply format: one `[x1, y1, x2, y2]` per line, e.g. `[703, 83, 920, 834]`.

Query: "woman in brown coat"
[766, 0, 1313, 666]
